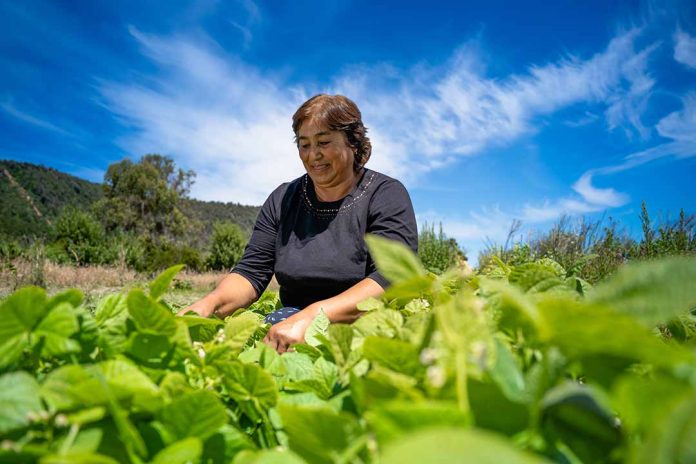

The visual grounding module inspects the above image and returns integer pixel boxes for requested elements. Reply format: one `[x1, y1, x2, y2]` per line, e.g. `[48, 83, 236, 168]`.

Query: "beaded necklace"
[301, 170, 376, 217]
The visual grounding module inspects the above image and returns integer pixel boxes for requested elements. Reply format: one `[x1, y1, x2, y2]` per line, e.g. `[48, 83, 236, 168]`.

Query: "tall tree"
[96, 154, 196, 240]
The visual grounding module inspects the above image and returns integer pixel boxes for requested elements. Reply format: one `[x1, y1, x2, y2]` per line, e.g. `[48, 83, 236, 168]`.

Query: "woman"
[179, 94, 418, 353]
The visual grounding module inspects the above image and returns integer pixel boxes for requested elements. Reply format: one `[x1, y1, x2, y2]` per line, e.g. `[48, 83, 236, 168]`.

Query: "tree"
[96, 154, 196, 240]
[206, 221, 247, 270]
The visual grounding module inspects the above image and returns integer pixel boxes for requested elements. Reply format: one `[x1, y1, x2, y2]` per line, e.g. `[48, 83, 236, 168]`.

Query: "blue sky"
[1, 0, 695, 261]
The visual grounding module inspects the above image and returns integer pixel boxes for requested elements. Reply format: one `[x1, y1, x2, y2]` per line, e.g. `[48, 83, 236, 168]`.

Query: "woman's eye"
[300, 144, 310, 149]
[319, 141, 330, 146]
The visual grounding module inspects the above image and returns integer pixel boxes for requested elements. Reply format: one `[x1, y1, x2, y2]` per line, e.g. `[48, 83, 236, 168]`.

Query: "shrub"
[418, 222, 466, 274]
[49, 207, 112, 266]
[206, 221, 247, 271]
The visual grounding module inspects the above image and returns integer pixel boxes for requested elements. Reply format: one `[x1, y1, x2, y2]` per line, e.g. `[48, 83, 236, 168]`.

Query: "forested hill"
[0, 160, 261, 240]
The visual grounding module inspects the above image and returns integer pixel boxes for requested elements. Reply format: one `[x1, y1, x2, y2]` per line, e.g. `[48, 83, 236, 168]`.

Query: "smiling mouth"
[311, 164, 329, 171]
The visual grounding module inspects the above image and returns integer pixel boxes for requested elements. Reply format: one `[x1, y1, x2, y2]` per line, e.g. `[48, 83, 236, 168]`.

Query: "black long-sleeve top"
[231, 168, 418, 309]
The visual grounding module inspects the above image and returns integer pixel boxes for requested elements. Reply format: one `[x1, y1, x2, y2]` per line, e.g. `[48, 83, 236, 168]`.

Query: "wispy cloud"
[98, 26, 659, 205]
[674, 29, 696, 69]
[1, 97, 71, 136]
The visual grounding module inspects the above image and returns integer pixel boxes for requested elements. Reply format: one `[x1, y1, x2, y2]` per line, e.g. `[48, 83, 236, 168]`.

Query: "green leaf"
[538, 297, 694, 369]
[150, 264, 185, 301]
[40, 452, 119, 464]
[540, 382, 622, 464]
[151, 437, 203, 464]
[488, 337, 527, 403]
[222, 311, 262, 356]
[365, 234, 427, 285]
[278, 403, 363, 464]
[365, 401, 469, 445]
[362, 336, 423, 378]
[160, 390, 227, 441]
[0, 371, 44, 434]
[285, 357, 339, 400]
[380, 427, 550, 464]
[127, 289, 177, 336]
[180, 315, 224, 343]
[0, 286, 48, 368]
[628, 389, 696, 464]
[232, 449, 306, 464]
[589, 257, 696, 327]
[356, 297, 385, 312]
[353, 309, 403, 340]
[94, 294, 129, 357]
[220, 362, 278, 422]
[305, 309, 330, 347]
[202, 424, 257, 464]
[34, 302, 80, 356]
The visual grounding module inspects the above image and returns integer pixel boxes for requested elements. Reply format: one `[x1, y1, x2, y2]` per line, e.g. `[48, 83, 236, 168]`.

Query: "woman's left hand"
[263, 307, 318, 353]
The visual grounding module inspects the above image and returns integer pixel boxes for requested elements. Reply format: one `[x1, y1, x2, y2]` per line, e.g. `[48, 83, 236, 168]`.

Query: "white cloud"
[674, 29, 696, 69]
[571, 173, 629, 207]
[1, 97, 71, 136]
[98, 27, 657, 205]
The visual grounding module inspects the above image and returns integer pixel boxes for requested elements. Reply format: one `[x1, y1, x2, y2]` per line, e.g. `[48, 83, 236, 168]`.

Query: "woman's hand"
[263, 307, 318, 353]
[176, 294, 218, 318]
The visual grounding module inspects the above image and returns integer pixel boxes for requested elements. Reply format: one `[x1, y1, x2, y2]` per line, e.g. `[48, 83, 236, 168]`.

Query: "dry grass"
[0, 259, 279, 308]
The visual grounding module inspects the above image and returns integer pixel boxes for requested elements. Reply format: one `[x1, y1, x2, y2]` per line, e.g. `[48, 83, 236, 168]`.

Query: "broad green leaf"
[365, 401, 469, 445]
[151, 437, 203, 464]
[612, 374, 692, 435]
[305, 309, 329, 347]
[509, 262, 564, 292]
[41, 365, 105, 411]
[160, 390, 227, 441]
[285, 357, 338, 400]
[278, 403, 362, 464]
[365, 234, 426, 284]
[589, 257, 696, 327]
[222, 311, 262, 356]
[40, 452, 119, 464]
[356, 297, 385, 312]
[66, 407, 106, 426]
[34, 302, 80, 356]
[480, 279, 540, 337]
[0, 371, 43, 434]
[126, 332, 172, 365]
[380, 427, 550, 463]
[94, 359, 162, 412]
[540, 382, 622, 464]
[628, 390, 696, 464]
[325, 324, 353, 367]
[180, 315, 224, 342]
[362, 336, 423, 378]
[353, 309, 403, 340]
[127, 289, 177, 336]
[538, 297, 694, 368]
[202, 424, 257, 464]
[94, 294, 129, 356]
[149, 264, 185, 301]
[220, 362, 277, 422]
[488, 337, 527, 403]
[232, 449, 306, 464]
[46, 288, 83, 311]
[0, 286, 48, 368]
[280, 352, 316, 383]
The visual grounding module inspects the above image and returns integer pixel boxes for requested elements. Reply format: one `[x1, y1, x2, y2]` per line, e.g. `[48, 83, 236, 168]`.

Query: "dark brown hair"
[292, 94, 372, 171]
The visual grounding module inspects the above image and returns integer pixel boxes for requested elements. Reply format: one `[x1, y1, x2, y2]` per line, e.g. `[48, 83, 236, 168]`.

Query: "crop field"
[1, 235, 695, 463]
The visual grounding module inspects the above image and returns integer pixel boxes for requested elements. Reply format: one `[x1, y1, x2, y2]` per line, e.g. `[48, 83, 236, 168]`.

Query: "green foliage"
[2, 241, 696, 464]
[417, 222, 467, 274]
[48, 207, 113, 266]
[95, 154, 195, 240]
[207, 221, 248, 271]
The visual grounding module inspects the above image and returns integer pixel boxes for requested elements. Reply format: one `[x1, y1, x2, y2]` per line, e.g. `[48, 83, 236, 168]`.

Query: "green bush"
[48, 207, 113, 266]
[206, 221, 247, 271]
[418, 222, 466, 274]
[134, 237, 204, 273]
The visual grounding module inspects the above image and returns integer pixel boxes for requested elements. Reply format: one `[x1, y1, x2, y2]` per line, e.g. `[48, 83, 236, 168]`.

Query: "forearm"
[304, 277, 385, 323]
[204, 272, 259, 318]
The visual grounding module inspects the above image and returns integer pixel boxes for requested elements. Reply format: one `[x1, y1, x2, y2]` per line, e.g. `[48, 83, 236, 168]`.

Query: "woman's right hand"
[176, 295, 218, 318]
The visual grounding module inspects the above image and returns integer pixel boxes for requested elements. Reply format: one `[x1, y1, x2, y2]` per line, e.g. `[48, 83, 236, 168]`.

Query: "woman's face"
[297, 119, 356, 189]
